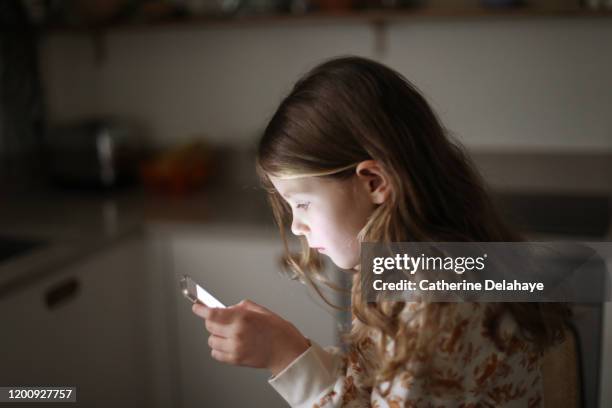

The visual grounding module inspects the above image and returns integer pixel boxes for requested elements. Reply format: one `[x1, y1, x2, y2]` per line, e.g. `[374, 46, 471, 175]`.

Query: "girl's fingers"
[191, 303, 209, 318]
[193, 303, 241, 324]
[239, 299, 272, 315]
[208, 334, 233, 353]
[210, 349, 237, 365]
[204, 319, 233, 337]
[191, 304, 232, 336]
[193, 303, 259, 338]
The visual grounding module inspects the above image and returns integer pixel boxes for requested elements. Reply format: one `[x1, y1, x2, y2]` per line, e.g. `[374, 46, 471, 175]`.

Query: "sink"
[0, 236, 47, 263]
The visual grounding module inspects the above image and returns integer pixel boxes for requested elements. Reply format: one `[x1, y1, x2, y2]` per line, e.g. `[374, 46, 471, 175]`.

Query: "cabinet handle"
[45, 277, 80, 310]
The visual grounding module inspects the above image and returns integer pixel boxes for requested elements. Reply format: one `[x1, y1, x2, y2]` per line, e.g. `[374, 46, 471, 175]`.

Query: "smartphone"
[179, 274, 226, 308]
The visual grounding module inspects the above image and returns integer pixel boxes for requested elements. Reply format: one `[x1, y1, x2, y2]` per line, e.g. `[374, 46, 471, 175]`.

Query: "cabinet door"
[169, 226, 341, 408]
[0, 234, 149, 408]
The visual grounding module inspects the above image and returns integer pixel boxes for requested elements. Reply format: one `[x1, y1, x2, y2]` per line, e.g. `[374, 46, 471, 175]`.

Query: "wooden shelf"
[44, 6, 612, 33]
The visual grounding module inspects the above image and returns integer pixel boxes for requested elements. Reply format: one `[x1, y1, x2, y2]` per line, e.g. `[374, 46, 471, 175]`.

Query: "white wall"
[40, 17, 612, 151]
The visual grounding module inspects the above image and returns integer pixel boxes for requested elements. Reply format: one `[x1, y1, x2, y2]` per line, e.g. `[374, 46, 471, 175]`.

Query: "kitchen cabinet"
[0, 232, 153, 407]
[600, 264, 612, 408]
[158, 224, 342, 408]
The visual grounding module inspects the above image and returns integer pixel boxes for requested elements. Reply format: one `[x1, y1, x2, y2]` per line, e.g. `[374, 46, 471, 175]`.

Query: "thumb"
[238, 299, 271, 314]
[192, 302, 210, 318]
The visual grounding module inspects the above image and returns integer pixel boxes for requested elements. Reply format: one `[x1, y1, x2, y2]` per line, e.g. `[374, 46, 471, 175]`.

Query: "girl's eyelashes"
[296, 202, 310, 210]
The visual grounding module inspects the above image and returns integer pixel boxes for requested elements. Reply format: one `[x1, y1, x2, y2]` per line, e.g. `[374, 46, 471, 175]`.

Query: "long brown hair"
[256, 56, 568, 390]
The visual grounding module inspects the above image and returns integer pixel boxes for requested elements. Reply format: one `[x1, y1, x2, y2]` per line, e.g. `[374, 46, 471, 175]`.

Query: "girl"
[192, 56, 568, 407]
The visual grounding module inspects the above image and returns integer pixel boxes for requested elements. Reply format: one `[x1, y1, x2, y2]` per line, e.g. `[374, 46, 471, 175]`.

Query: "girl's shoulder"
[347, 303, 543, 406]
[395, 302, 542, 403]
[399, 302, 523, 343]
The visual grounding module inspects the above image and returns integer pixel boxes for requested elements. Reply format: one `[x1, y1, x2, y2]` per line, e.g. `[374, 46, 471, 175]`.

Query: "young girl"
[191, 56, 568, 407]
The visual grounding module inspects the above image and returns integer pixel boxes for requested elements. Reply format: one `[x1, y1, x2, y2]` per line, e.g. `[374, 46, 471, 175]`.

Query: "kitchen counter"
[0, 186, 277, 298]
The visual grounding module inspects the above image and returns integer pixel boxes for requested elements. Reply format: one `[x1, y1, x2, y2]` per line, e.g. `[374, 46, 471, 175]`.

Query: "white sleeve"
[268, 340, 369, 408]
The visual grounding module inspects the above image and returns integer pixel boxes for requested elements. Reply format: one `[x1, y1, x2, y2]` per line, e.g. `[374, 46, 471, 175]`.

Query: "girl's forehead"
[268, 175, 315, 198]
[269, 174, 348, 200]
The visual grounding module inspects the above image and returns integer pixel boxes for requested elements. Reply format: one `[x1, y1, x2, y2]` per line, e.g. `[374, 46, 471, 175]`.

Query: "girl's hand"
[191, 299, 310, 376]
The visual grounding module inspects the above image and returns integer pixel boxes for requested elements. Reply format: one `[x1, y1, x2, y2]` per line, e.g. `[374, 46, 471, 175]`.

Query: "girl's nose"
[291, 217, 309, 236]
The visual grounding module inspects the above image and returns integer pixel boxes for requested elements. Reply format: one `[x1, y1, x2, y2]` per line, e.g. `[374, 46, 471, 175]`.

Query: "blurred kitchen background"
[1, 0, 611, 407]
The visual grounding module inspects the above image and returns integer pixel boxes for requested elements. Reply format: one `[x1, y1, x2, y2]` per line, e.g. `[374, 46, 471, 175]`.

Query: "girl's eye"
[296, 202, 310, 210]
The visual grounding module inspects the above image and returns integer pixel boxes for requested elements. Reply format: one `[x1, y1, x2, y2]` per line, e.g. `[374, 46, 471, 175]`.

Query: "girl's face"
[269, 173, 377, 270]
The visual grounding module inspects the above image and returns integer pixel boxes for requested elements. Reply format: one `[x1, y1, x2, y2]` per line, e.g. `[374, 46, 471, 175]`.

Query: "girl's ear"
[355, 160, 392, 205]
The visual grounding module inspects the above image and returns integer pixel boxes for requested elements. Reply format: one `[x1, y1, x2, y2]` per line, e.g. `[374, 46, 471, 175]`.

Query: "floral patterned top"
[268, 303, 543, 408]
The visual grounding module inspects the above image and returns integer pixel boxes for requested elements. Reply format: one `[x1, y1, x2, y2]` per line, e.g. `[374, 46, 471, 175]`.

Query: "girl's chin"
[321, 250, 360, 271]
[331, 258, 360, 271]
